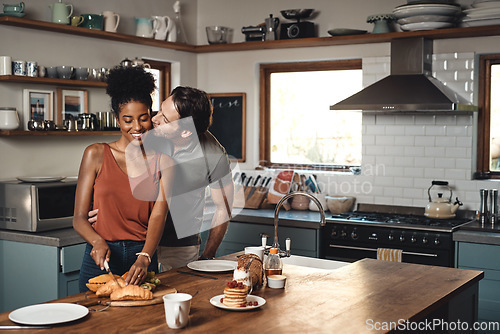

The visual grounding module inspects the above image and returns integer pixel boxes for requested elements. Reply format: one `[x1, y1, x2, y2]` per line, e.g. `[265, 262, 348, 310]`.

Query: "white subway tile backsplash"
[404, 167, 424, 178]
[385, 125, 406, 135]
[425, 126, 447, 136]
[445, 147, 467, 158]
[435, 158, 456, 169]
[446, 126, 469, 137]
[414, 136, 435, 147]
[456, 136, 471, 148]
[425, 147, 446, 157]
[365, 125, 386, 135]
[376, 135, 396, 146]
[445, 168, 468, 181]
[414, 115, 436, 125]
[414, 157, 435, 168]
[404, 146, 425, 157]
[394, 135, 415, 146]
[405, 126, 426, 136]
[424, 168, 445, 179]
[435, 115, 457, 125]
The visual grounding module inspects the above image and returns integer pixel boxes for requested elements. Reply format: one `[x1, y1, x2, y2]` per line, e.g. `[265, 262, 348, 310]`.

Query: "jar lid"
[270, 248, 278, 254]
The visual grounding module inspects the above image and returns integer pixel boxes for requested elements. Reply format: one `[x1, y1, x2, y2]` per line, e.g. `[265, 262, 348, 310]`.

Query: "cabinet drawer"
[60, 243, 85, 273]
[457, 242, 500, 270]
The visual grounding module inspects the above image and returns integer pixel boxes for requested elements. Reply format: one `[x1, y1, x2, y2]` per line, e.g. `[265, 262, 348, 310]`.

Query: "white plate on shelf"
[210, 295, 266, 311]
[393, 4, 461, 19]
[397, 14, 456, 25]
[400, 21, 454, 31]
[463, 7, 500, 18]
[9, 303, 89, 325]
[16, 176, 66, 183]
[460, 17, 500, 26]
[472, 0, 500, 8]
[187, 260, 237, 272]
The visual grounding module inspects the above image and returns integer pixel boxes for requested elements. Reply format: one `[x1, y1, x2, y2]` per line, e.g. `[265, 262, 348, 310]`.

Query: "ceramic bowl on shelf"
[56, 65, 74, 79]
[206, 26, 232, 44]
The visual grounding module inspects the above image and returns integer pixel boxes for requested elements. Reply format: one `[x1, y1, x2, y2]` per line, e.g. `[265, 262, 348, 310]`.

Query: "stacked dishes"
[392, 2, 462, 31]
[461, 0, 500, 27]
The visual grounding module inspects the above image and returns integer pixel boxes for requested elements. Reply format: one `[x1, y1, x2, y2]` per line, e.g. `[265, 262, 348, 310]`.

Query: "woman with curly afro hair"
[73, 66, 174, 292]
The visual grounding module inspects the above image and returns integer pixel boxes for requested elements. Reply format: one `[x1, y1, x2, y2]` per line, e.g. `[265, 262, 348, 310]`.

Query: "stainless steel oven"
[0, 179, 77, 232]
[319, 204, 474, 267]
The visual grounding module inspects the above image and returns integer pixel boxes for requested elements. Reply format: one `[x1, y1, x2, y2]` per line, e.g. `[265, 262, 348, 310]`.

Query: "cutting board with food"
[85, 271, 177, 307]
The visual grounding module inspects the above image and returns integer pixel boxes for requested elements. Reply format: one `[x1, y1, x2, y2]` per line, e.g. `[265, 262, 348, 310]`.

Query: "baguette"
[86, 274, 122, 292]
[96, 277, 126, 297]
[110, 284, 153, 301]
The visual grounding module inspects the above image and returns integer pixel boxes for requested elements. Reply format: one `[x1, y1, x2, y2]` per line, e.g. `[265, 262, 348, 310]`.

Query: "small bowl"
[56, 65, 74, 79]
[206, 26, 232, 44]
[326, 196, 355, 214]
[46, 66, 58, 78]
[267, 274, 286, 289]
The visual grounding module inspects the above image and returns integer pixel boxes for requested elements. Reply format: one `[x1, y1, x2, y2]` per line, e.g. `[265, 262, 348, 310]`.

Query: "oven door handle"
[328, 244, 438, 258]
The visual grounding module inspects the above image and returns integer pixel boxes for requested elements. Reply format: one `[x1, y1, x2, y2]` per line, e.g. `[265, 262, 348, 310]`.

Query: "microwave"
[0, 179, 77, 232]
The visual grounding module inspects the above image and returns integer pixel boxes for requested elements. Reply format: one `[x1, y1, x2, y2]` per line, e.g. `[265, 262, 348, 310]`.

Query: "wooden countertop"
[0, 257, 483, 333]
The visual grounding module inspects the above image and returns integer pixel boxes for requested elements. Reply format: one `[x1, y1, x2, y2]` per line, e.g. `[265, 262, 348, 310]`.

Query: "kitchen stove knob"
[434, 238, 440, 245]
[399, 235, 405, 242]
[330, 228, 338, 239]
[388, 234, 394, 241]
[351, 229, 358, 240]
[341, 230, 347, 239]
[411, 235, 417, 243]
[422, 237, 428, 244]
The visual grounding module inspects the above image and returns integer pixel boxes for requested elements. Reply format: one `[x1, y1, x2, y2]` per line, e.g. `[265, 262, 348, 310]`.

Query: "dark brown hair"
[170, 86, 213, 135]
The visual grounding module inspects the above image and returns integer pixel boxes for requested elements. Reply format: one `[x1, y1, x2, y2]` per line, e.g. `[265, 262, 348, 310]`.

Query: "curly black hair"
[106, 66, 156, 117]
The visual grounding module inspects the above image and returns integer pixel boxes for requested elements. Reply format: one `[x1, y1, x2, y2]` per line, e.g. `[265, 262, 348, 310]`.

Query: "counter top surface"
[0, 256, 483, 333]
[3, 209, 500, 247]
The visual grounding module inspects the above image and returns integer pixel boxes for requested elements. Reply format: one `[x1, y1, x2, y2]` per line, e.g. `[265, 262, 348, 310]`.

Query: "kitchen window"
[476, 54, 500, 179]
[143, 59, 171, 113]
[259, 59, 362, 171]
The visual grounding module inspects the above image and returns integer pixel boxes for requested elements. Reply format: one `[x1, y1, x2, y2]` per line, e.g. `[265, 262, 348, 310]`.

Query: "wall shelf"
[2, 16, 500, 54]
[0, 75, 107, 87]
[0, 130, 120, 136]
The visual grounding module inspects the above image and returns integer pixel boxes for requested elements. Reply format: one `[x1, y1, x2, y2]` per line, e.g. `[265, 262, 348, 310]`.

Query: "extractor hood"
[330, 37, 476, 113]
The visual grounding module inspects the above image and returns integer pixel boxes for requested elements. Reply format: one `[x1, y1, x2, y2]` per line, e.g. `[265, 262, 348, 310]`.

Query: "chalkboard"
[208, 93, 246, 162]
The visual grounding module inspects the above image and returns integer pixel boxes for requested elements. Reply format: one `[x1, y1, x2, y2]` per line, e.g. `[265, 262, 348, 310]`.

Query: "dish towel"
[377, 248, 403, 262]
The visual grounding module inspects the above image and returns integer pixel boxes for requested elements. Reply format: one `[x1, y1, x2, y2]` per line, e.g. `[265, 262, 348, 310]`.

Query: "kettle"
[264, 14, 280, 41]
[131, 57, 151, 68]
[49, 0, 73, 25]
[424, 180, 463, 219]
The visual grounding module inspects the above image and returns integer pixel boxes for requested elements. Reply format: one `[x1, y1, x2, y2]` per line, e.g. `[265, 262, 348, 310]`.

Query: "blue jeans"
[79, 240, 158, 292]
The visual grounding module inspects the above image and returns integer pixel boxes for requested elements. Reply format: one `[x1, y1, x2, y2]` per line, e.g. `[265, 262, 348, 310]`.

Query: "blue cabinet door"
[216, 221, 319, 258]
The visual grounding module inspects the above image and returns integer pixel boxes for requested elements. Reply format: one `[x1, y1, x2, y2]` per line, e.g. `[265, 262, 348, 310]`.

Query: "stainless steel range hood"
[330, 37, 476, 113]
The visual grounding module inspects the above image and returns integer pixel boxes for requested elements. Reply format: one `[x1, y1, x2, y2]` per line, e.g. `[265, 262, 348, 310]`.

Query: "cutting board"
[104, 285, 177, 307]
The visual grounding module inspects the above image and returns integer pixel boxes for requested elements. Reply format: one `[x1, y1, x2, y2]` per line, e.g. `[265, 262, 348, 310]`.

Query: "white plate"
[460, 17, 500, 26]
[9, 303, 89, 325]
[187, 260, 237, 272]
[463, 7, 500, 18]
[393, 4, 461, 19]
[472, 0, 500, 8]
[16, 176, 66, 183]
[400, 21, 454, 31]
[210, 294, 266, 311]
[397, 14, 456, 24]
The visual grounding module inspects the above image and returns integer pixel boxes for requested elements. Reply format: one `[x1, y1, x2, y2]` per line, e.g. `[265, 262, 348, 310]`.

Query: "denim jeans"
[79, 240, 158, 292]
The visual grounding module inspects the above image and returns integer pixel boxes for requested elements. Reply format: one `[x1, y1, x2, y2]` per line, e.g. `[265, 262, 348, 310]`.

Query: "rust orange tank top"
[92, 143, 161, 241]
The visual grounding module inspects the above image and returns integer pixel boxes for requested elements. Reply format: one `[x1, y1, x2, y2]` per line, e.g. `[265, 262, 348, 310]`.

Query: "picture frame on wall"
[56, 88, 88, 125]
[22, 89, 54, 130]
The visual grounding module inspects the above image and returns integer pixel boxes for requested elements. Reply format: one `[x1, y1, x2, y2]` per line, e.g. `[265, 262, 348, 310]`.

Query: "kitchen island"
[0, 256, 483, 333]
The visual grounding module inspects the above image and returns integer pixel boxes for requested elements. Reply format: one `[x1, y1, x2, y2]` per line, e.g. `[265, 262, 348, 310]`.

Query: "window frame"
[143, 59, 171, 113]
[476, 54, 500, 179]
[259, 59, 362, 171]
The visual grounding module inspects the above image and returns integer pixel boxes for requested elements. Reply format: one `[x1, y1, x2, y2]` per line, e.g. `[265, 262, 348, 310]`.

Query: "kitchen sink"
[281, 255, 348, 270]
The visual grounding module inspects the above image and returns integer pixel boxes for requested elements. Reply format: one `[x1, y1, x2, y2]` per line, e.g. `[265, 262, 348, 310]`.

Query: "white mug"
[163, 293, 192, 329]
[12, 59, 26, 76]
[0, 56, 12, 75]
[102, 11, 120, 32]
[245, 246, 265, 261]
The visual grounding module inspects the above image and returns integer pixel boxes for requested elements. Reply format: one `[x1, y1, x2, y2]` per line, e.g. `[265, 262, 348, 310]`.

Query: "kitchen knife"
[262, 176, 272, 190]
[244, 176, 253, 189]
[246, 175, 263, 200]
[239, 172, 246, 185]
[232, 172, 240, 182]
[103, 260, 120, 286]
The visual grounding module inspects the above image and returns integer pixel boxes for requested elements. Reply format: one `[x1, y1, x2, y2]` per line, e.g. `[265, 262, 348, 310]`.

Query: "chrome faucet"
[270, 191, 326, 258]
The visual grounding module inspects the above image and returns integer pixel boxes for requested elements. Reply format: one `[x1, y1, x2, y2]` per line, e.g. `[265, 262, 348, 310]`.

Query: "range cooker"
[319, 204, 475, 267]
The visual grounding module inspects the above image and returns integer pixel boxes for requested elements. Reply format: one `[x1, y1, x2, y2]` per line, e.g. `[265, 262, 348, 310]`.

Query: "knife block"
[233, 186, 269, 209]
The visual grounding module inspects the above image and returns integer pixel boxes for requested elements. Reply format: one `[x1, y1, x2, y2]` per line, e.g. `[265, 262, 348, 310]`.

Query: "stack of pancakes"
[223, 280, 249, 307]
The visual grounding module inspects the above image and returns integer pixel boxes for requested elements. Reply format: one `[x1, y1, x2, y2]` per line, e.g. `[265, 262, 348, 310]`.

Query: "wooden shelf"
[0, 130, 120, 136]
[2, 16, 500, 53]
[0, 75, 107, 87]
